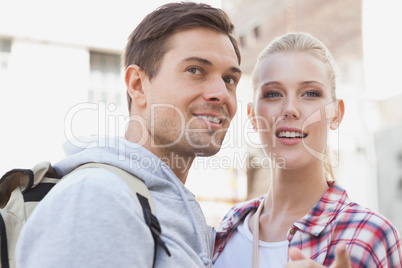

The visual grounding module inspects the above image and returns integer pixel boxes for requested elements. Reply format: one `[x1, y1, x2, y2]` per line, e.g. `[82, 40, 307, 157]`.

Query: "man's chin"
[193, 145, 222, 157]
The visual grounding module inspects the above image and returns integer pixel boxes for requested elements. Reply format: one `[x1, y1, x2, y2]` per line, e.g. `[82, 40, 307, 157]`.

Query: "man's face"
[142, 27, 241, 159]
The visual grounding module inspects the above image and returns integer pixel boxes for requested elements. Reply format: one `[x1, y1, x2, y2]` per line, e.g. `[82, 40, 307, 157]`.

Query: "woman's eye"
[188, 67, 201, 75]
[264, 91, 281, 98]
[304, 90, 321, 97]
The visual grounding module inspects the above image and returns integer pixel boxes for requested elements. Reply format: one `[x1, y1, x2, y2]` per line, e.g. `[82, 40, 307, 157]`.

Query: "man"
[16, 2, 241, 267]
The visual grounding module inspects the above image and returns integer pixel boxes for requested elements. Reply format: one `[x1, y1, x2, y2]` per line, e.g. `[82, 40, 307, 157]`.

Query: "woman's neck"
[267, 161, 328, 212]
[252, 161, 329, 242]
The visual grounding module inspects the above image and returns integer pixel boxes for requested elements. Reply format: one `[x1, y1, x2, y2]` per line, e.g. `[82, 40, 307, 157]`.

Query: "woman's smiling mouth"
[275, 127, 308, 145]
[276, 131, 307, 139]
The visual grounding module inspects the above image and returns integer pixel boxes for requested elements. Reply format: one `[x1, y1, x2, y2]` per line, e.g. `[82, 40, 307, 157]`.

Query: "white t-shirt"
[214, 213, 289, 268]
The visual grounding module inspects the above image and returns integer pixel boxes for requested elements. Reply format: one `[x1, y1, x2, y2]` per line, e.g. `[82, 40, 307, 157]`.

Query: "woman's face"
[251, 51, 343, 170]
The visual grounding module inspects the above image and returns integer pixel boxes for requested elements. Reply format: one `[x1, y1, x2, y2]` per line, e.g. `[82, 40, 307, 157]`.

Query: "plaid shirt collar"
[295, 181, 349, 236]
[213, 181, 350, 261]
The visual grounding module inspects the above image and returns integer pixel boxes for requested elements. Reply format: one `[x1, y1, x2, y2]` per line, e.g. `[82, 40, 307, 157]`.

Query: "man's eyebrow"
[230, 66, 242, 75]
[183, 57, 212, 66]
[183, 56, 242, 75]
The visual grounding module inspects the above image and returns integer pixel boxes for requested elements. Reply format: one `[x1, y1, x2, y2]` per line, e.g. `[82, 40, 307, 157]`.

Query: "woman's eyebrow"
[300, 80, 325, 87]
[260, 81, 281, 88]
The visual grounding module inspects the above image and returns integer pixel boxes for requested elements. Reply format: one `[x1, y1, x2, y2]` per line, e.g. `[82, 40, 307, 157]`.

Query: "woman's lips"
[275, 127, 307, 146]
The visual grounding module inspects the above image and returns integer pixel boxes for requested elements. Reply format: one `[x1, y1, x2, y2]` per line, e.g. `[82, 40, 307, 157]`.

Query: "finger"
[330, 242, 352, 268]
[285, 247, 325, 268]
[284, 259, 323, 268]
[288, 247, 308, 261]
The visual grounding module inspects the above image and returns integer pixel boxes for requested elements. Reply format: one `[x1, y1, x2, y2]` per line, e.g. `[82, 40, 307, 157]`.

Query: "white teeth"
[197, 115, 221, 124]
[277, 131, 306, 138]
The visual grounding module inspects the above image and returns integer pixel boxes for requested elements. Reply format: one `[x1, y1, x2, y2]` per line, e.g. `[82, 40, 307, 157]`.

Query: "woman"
[213, 32, 402, 267]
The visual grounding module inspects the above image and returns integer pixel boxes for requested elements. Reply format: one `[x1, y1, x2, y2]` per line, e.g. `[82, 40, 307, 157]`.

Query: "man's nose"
[203, 76, 230, 105]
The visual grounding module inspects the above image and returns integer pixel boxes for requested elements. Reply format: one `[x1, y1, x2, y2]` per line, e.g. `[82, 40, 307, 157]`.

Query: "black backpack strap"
[0, 213, 10, 268]
[136, 193, 171, 268]
[72, 163, 171, 266]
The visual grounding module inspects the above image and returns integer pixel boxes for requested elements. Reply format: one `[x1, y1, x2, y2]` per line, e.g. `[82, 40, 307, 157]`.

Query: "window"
[0, 38, 11, 78]
[253, 26, 260, 40]
[239, 35, 246, 48]
[239, 25, 261, 49]
[89, 51, 122, 105]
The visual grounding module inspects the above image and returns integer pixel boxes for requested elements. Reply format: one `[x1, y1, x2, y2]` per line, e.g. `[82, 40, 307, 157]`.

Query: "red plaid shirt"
[213, 182, 402, 267]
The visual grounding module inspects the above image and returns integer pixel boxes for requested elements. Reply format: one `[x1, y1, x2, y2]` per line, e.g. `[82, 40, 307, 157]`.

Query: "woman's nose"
[281, 98, 300, 119]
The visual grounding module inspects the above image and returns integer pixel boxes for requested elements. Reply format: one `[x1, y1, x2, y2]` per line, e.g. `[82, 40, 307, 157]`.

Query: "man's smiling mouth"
[195, 115, 222, 124]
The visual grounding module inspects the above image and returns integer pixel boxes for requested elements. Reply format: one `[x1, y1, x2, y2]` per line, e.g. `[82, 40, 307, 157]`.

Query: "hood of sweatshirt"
[55, 136, 177, 190]
[53, 136, 214, 266]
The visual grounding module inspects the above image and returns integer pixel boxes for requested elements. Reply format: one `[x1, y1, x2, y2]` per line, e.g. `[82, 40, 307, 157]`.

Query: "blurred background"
[0, 0, 401, 233]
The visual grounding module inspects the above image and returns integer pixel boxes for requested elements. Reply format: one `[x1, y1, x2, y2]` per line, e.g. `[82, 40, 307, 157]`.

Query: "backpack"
[0, 161, 170, 268]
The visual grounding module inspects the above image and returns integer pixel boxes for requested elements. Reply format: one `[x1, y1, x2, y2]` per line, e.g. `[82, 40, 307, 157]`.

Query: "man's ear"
[330, 99, 345, 130]
[125, 64, 147, 108]
[247, 102, 257, 132]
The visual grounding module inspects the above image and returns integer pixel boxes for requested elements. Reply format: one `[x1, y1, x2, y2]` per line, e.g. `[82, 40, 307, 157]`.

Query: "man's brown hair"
[123, 2, 241, 111]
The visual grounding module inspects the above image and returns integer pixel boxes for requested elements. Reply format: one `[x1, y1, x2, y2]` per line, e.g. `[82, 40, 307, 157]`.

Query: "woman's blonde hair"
[252, 32, 337, 100]
[252, 32, 338, 181]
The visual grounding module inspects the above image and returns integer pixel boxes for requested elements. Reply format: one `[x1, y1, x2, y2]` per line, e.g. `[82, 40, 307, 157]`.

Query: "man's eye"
[188, 67, 201, 74]
[223, 76, 235, 85]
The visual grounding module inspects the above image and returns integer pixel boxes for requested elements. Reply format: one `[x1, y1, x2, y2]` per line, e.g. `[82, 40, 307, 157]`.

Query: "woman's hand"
[285, 243, 351, 268]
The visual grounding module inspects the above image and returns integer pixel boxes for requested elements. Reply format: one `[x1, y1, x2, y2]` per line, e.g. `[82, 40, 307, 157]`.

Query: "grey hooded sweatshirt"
[16, 137, 215, 267]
